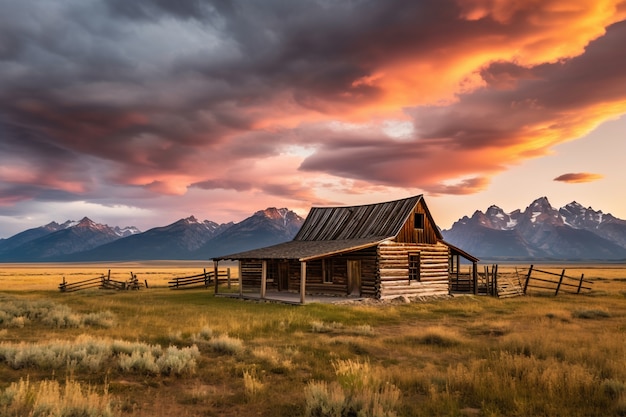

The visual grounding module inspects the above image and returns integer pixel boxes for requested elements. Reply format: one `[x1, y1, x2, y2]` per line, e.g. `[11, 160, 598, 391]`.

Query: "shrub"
[0, 296, 115, 329]
[0, 377, 117, 417]
[304, 381, 345, 417]
[156, 345, 200, 375]
[207, 334, 244, 355]
[572, 309, 611, 319]
[243, 369, 264, 398]
[0, 335, 199, 375]
[118, 350, 160, 374]
[305, 359, 400, 417]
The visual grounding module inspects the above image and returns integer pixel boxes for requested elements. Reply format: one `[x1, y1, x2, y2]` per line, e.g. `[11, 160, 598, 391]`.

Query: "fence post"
[472, 262, 478, 295]
[227, 268, 231, 289]
[238, 261, 243, 298]
[203, 268, 209, 287]
[523, 265, 533, 294]
[577, 273, 585, 294]
[555, 269, 566, 295]
[484, 265, 489, 295]
[493, 264, 498, 297]
[214, 261, 219, 294]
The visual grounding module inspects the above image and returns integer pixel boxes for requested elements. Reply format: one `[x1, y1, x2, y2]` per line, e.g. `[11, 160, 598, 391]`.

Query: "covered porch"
[212, 237, 385, 305]
[444, 240, 480, 294]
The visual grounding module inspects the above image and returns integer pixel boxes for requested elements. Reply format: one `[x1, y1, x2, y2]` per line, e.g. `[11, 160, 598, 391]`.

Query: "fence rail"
[59, 270, 144, 292]
[449, 264, 590, 298]
[168, 268, 231, 289]
[523, 265, 593, 296]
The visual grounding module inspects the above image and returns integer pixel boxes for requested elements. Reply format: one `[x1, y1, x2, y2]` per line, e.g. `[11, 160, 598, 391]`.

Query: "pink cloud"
[554, 172, 604, 183]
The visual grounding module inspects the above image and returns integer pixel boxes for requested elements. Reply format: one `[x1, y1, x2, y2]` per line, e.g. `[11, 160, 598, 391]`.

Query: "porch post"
[300, 261, 307, 304]
[261, 260, 267, 299]
[238, 260, 243, 298]
[472, 261, 478, 295]
[213, 260, 219, 294]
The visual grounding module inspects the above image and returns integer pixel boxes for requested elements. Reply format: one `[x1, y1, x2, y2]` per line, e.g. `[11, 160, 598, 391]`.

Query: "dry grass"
[0, 261, 625, 416]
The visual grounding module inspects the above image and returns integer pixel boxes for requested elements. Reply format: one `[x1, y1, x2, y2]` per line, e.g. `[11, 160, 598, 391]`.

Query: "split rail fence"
[59, 271, 144, 292]
[450, 264, 525, 297]
[168, 268, 231, 289]
[451, 264, 591, 298]
[523, 264, 593, 296]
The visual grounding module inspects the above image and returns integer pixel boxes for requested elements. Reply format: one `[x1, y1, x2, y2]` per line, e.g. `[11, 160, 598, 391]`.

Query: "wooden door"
[278, 261, 289, 291]
[347, 260, 361, 296]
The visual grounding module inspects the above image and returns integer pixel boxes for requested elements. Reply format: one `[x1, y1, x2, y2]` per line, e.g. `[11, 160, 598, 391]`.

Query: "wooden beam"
[214, 260, 219, 294]
[238, 261, 243, 298]
[261, 260, 267, 299]
[472, 261, 478, 295]
[300, 261, 307, 304]
[577, 273, 585, 294]
[523, 264, 533, 294]
[555, 269, 566, 296]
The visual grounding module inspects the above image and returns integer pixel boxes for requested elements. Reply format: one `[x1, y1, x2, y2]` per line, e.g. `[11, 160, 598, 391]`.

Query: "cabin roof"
[214, 195, 443, 261]
[214, 237, 388, 262]
[441, 240, 480, 262]
[294, 195, 423, 241]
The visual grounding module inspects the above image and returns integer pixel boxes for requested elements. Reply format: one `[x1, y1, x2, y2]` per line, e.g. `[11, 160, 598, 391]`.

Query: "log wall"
[377, 240, 450, 299]
[239, 242, 449, 299]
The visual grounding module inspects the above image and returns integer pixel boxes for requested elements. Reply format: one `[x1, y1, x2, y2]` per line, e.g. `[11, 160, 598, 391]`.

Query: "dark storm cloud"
[0, 0, 625, 208]
[294, 19, 626, 190]
[105, 0, 214, 20]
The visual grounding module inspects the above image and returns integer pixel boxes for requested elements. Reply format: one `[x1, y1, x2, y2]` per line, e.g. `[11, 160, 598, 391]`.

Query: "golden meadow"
[0, 262, 625, 417]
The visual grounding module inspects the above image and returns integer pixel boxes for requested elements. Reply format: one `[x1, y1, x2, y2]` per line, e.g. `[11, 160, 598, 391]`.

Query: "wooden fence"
[59, 271, 144, 292]
[523, 265, 593, 296]
[449, 264, 524, 298]
[168, 268, 231, 289]
[451, 265, 576, 298]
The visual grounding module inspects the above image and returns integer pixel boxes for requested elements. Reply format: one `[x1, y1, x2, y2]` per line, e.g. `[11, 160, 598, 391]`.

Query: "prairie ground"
[0, 262, 625, 416]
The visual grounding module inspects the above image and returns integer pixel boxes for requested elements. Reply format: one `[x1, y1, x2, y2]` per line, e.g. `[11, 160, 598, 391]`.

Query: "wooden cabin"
[213, 195, 478, 303]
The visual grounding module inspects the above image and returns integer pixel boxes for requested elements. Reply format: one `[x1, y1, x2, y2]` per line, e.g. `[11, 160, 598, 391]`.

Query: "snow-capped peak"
[184, 215, 200, 224]
[114, 226, 141, 237]
[559, 201, 611, 229]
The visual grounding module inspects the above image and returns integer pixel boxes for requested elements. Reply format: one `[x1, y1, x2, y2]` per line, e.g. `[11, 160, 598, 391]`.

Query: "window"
[408, 253, 420, 282]
[414, 213, 424, 229]
[323, 259, 333, 283]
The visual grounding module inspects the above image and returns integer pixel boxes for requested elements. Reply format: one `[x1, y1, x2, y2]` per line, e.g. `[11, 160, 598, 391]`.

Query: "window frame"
[414, 213, 424, 229]
[408, 252, 421, 282]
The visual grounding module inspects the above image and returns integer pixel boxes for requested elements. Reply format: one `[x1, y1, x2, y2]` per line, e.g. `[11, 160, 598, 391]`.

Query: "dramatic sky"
[1, 0, 626, 238]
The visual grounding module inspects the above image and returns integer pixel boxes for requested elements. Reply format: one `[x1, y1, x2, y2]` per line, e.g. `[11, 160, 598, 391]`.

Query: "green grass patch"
[1, 263, 626, 416]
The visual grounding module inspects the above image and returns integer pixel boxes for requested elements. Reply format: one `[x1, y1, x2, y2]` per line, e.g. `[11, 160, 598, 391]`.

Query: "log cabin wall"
[283, 246, 378, 296]
[240, 261, 263, 289]
[395, 200, 440, 244]
[377, 240, 449, 298]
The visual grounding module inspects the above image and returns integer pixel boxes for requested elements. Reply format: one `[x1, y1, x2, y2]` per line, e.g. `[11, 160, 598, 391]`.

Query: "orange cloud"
[554, 172, 604, 183]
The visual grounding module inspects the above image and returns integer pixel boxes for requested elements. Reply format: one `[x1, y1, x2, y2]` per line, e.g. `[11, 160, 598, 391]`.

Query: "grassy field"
[0, 262, 625, 416]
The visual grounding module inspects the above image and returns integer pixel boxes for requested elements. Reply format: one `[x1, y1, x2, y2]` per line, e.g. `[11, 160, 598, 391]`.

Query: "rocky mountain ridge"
[2, 197, 624, 262]
[0, 208, 303, 262]
[442, 197, 626, 261]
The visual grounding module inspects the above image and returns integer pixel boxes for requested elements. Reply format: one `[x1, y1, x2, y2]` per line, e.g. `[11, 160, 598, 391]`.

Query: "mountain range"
[1, 197, 625, 262]
[441, 197, 626, 261]
[0, 208, 304, 262]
